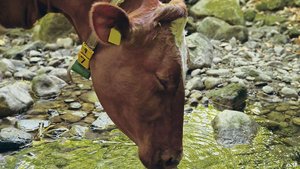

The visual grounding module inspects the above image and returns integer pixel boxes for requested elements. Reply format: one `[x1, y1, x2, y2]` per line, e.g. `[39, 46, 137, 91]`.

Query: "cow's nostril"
[164, 157, 180, 167]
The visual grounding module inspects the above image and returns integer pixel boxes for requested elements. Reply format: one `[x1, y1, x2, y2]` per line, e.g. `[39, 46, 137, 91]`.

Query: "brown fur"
[0, 0, 187, 168]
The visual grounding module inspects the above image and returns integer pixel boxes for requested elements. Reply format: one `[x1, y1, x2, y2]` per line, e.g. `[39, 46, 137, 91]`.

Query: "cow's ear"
[90, 3, 130, 45]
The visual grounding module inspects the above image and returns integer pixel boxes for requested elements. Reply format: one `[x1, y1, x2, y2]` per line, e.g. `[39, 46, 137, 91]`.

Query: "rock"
[56, 37, 73, 48]
[0, 82, 33, 118]
[17, 119, 50, 132]
[186, 33, 214, 69]
[204, 77, 222, 89]
[206, 69, 230, 77]
[91, 113, 115, 131]
[254, 14, 286, 26]
[256, 0, 287, 11]
[79, 91, 99, 103]
[190, 0, 244, 25]
[267, 111, 287, 122]
[244, 9, 257, 22]
[69, 102, 82, 110]
[197, 17, 248, 42]
[14, 68, 36, 80]
[280, 87, 298, 98]
[207, 83, 247, 111]
[36, 13, 74, 42]
[186, 77, 205, 91]
[0, 127, 32, 152]
[29, 50, 43, 57]
[0, 59, 15, 73]
[292, 118, 300, 126]
[271, 34, 288, 44]
[262, 86, 274, 94]
[32, 74, 67, 99]
[212, 110, 259, 148]
[44, 43, 60, 51]
[49, 68, 68, 81]
[3, 41, 44, 59]
[61, 111, 87, 123]
[69, 125, 89, 137]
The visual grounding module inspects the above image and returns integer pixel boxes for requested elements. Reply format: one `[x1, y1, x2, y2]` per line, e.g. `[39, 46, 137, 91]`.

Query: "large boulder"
[190, 0, 244, 25]
[186, 32, 214, 69]
[197, 17, 248, 42]
[0, 82, 33, 118]
[35, 13, 74, 42]
[207, 83, 248, 111]
[212, 110, 259, 148]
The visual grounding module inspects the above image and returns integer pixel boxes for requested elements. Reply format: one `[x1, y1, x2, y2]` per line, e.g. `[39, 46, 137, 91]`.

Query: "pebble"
[262, 86, 274, 94]
[69, 102, 82, 110]
[280, 87, 298, 98]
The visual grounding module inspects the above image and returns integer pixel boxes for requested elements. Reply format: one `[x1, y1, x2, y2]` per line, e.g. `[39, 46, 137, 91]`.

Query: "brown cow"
[0, 0, 188, 168]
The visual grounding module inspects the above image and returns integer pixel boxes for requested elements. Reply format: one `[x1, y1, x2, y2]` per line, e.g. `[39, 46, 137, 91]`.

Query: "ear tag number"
[77, 42, 94, 69]
[108, 28, 121, 45]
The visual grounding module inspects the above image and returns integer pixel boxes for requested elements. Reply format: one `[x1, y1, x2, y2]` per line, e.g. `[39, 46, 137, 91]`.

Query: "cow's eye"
[155, 75, 168, 91]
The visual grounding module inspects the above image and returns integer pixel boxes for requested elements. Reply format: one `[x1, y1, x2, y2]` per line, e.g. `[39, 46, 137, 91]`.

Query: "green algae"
[2, 106, 300, 169]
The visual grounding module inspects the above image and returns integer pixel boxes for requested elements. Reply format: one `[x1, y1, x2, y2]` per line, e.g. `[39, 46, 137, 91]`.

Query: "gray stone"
[49, 68, 68, 82]
[0, 127, 32, 152]
[0, 59, 15, 73]
[190, 0, 244, 25]
[32, 74, 67, 99]
[207, 83, 248, 111]
[262, 86, 274, 94]
[206, 69, 230, 76]
[14, 69, 36, 80]
[280, 87, 298, 98]
[91, 113, 115, 131]
[204, 77, 222, 89]
[29, 50, 43, 57]
[0, 82, 33, 118]
[56, 37, 73, 48]
[212, 110, 259, 148]
[69, 102, 82, 110]
[17, 119, 50, 132]
[69, 125, 89, 137]
[3, 41, 44, 59]
[186, 33, 214, 69]
[197, 17, 248, 42]
[186, 77, 205, 91]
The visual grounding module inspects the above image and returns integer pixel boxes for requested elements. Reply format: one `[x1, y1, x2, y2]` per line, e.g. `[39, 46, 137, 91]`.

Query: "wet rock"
[91, 113, 115, 131]
[61, 111, 87, 123]
[0, 127, 32, 152]
[69, 125, 89, 137]
[186, 33, 214, 69]
[197, 17, 248, 42]
[207, 83, 247, 111]
[79, 91, 99, 103]
[49, 68, 68, 81]
[0, 82, 33, 118]
[17, 119, 50, 132]
[280, 87, 298, 98]
[212, 110, 259, 148]
[190, 0, 244, 25]
[186, 77, 205, 91]
[32, 74, 67, 99]
[36, 13, 74, 42]
[204, 77, 222, 89]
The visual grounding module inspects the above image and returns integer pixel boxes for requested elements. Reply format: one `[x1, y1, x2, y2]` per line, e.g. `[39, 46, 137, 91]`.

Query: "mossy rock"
[244, 9, 257, 22]
[254, 13, 286, 26]
[35, 13, 74, 42]
[256, 0, 288, 11]
[190, 0, 245, 25]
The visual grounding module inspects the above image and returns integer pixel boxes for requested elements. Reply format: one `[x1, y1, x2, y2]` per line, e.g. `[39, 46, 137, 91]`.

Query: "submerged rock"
[0, 127, 32, 152]
[212, 110, 259, 148]
[0, 82, 33, 118]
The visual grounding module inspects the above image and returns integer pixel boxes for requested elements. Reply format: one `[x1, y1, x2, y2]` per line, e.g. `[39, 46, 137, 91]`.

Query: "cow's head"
[89, 0, 187, 168]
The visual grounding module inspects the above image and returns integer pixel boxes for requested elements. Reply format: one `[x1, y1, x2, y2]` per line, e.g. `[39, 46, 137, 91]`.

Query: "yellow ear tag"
[108, 28, 121, 45]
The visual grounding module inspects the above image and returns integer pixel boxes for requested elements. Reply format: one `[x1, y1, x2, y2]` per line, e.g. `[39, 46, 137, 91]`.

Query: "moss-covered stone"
[35, 13, 74, 42]
[244, 9, 257, 22]
[190, 0, 244, 25]
[254, 13, 286, 26]
[256, 0, 287, 11]
[207, 83, 248, 111]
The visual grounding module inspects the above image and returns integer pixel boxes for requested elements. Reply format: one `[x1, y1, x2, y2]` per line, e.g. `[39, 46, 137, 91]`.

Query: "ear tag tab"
[108, 28, 121, 45]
